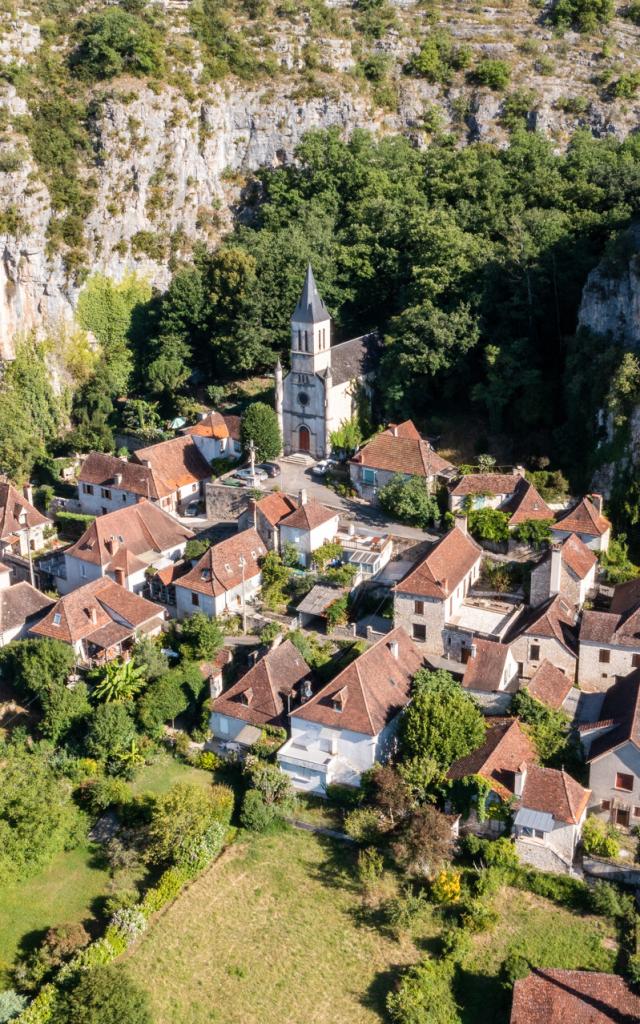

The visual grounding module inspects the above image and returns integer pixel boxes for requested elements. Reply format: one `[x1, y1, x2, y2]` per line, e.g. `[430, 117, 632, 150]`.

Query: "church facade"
[275, 265, 380, 460]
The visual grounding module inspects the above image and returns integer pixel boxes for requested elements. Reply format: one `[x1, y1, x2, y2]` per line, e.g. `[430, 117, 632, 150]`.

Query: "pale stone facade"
[587, 744, 640, 826]
[509, 632, 577, 681]
[578, 640, 640, 691]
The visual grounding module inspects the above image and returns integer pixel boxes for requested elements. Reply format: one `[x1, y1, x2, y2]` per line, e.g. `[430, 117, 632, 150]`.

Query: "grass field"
[129, 753, 214, 797]
[0, 841, 110, 986]
[122, 828, 620, 1024]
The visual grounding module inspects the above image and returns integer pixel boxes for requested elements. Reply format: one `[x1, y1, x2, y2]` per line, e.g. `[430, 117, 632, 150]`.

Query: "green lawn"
[129, 753, 214, 797]
[0, 841, 110, 986]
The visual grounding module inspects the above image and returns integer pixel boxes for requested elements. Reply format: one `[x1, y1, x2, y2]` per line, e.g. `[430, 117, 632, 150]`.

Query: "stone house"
[174, 528, 266, 621]
[349, 420, 454, 502]
[461, 639, 519, 714]
[511, 763, 590, 871]
[581, 672, 640, 829]
[578, 595, 640, 692]
[237, 492, 297, 551]
[210, 639, 311, 747]
[524, 659, 576, 714]
[510, 969, 640, 1024]
[30, 577, 165, 666]
[0, 561, 54, 646]
[449, 473, 553, 532]
[60, 500, 193, 595]
[529, 534, 597, 610]
[551, 494, 611, 553]
[507, 595, 578, 681]
[275, 265, 380, 459]
[0, 481, 50, 558]
[277, 495, 341, 568]
[181, 410, 242, 463]
[131, 435, 212, 514]
[77, 452, 159, 515]
[277, 627, 424, 793]
[393, 523, 482, 656]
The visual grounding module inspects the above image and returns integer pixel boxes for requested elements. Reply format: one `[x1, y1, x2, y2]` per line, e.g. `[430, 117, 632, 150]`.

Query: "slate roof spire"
[292, 263, 330, 324]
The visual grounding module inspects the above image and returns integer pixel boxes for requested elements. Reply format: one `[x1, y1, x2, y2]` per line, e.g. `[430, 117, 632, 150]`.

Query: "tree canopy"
[400, 669, 486, 771]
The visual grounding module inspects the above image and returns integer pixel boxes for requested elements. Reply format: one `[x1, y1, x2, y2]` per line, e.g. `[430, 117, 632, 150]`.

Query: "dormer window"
[53, 612, 61, 626]
[201, 569, 211, 581]
[241, 687, 253, 706]
[224, 563, 232, 574]
[332, 686, 348, 712]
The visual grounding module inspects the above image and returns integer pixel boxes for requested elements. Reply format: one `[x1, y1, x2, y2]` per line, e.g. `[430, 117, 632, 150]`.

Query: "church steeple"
[293, 264, 330, 324]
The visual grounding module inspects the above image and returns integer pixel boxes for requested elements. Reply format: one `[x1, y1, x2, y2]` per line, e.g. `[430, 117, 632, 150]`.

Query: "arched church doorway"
[298, 425, 311, 452]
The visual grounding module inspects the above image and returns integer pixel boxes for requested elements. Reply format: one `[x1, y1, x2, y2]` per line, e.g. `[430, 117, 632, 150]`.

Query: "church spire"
[292, 263, 330, 324]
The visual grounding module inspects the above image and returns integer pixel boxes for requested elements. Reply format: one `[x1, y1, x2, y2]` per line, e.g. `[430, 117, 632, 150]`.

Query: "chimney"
[513, 761, 527, 798]
[301, 678, 313, 703]
[514, 465, 526, 478]
[470, 642, 477, 659]
[114, 473, 123, 486]
[140, 459, 152, 469]
[88, 606, 97, 625]
[0, 564, 10, 590]
[441, 576, 449, 594]
[550, 542, 562, 596]
[299, 488, 308, 506]
[388, 639, 399, 660]
[105, 536, 119, 556]
[348, 523, 356, 537]
[590, 493, 603, 516]
[392, 425, 398, 437]
[22, 483, 33, 505]
[456, 514, 468, 536]
[199, 411, 208, 421]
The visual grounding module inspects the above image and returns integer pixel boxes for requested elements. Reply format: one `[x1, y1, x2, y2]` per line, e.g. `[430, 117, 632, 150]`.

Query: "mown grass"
[129, 752, 214, 797]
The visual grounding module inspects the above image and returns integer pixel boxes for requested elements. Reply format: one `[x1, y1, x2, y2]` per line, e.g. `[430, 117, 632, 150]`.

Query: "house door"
[615, 807, 630, 828]
[299, 425, 310, 452]
[461, 646, 472, 664]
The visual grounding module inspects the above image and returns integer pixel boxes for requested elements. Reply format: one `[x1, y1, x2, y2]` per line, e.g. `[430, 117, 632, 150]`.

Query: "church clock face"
[298, 391, 310, 407]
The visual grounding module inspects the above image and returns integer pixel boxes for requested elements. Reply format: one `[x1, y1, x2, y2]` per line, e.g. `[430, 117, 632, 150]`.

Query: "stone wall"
[205, 483, 252, 523]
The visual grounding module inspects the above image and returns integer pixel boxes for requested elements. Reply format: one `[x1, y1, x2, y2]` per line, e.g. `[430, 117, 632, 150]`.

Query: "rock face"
[578, 225, 640, 349]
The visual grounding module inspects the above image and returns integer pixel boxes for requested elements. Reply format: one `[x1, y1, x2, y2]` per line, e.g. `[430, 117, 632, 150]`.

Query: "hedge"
[54, 510, 95, 540]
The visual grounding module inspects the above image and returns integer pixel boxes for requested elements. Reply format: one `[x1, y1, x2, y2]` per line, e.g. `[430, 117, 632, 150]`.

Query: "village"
[1, 268, 639, 1024]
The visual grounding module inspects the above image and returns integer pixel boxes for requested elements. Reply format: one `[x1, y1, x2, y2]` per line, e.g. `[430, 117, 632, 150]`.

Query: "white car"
[311, 459, 337, 476]
[234, 467, 268, 483]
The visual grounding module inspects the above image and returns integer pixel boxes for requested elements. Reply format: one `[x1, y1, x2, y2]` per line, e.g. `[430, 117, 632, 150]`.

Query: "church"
[275, 265, 380, 460]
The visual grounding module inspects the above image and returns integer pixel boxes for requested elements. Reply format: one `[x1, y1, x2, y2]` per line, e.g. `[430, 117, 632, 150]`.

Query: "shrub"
[468, 507, 510, 543]
[240, 789, 275, 832]
[460, 898, 499, 933]
[474, 59, 510, 90]
[259, 621, 282, 645]
[588, 880, 626, 918]
[613, 72, 640, 99]
[431, 868, 461, 905]
[344, 807, 382, 844]
[195, 751, 221, 772]
[13, 984, 57, 1024]
[500, 953, 531, 990]
[110, 906, 147, 941]
[141, 866, 190, 917]
[510, 866, 590, 911]
[551, 0, 614, 31]
[54, 510, 95, 540]
[387, 957, 458, 1024]
[72, 8, 163, 81]
[0, 990, 27, 1023]
[440, 926, 472, 962]
[357, 846, 384, 887]
[513, 518, 553, 548]
[408, 29, 471, 84]
[325, 783, 362, 809]
[582, 815, 620, 858]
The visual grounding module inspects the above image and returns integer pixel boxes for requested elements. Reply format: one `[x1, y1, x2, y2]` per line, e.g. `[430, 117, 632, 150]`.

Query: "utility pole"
[248, 438, 256, 483]
[239, 555, 247, 635]
[19, 508, 35, 588]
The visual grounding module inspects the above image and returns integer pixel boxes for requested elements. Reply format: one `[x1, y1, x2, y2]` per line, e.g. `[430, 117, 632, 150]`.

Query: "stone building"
[507, 595, 578, 680]
[275, 265, 380, 459]
[529, 534, 597, 610]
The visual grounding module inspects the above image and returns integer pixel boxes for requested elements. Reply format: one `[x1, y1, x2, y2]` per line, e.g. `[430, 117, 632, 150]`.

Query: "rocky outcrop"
[578, 225, 640, 348]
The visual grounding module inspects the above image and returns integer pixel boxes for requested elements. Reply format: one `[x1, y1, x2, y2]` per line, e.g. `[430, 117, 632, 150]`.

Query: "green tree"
[513, 518, 553, 548]
[511, 690, 576, 766]
[0, 337, 63, 483]
[86, 703, 136, 762]
[137, 670, 189, 737]
[40, 682, 91, 744]
[179, 613, 224, 660]
[260, 550, 291, 610]
[55, 965, 151, 1024]
[0, 990, 27, 1022]
[551, 0, 614, 31]
[400, 670, 486, 770]
[599, 535, 640, 584]
[0, 638, 75, 699]
[329, 417, 363, 456]
[468, 508, 510, 544]
[133, 635, 170, 682]
[91, 659, 145, 703]
[240, 401, 282, 461]
[76, 273, 152, 396]
[474, 58, 510, 90]
[147, 783, 226, 866]
[72, 8, 162, 81]
[379, 474, 440, 528]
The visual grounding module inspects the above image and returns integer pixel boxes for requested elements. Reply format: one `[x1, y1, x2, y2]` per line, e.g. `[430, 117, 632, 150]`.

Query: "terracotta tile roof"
[561, 533, 598, 579]
[526, 660, 573, 710]
[78, 452, 157, 500]
[502, 478, 553, 527]
[212, 639, 311, 728]
[587, 671, 640, 761]
[450, 472, 521, 498]
[448, 719, 536, 799]
[506, 595, 578, 657]
[176, 528, 266, 597]
[351, 421, 454, 479]
[31, 577, 163, 645]
[183, 411, 241, 441]
[132, 435, 211, 497]
[553, 496, 611, 538]
[580, 602, 640, 648]
[394, 526, 482, 600]
[279, 499, 339, 532]
[0, 481, 49, 540]
[330, 332, 381, 387]
[66, 500, 193, 569]
[520, 764, 590, 824]
[610, 576, 640, 615]
[0, 582, 54, 633]
[510, 969, 640, 1024]
[462, 639, 512, 693]
[291, 627, 424, 736]
[254, 492, 297, 527]
[155, 561, 191, 587]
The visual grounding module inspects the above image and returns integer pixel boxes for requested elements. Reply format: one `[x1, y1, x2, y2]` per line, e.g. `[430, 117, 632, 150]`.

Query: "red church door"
[299, 425, 311, 452]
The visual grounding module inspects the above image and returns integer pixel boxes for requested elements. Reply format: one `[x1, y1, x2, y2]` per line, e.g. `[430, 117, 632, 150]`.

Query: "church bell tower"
[290, 264, 332, 375]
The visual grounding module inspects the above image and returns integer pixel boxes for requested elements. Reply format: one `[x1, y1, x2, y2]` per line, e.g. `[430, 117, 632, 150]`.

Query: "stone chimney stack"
[388, 639, 399, 659]
[22, 483, 33, 505]
[550, 542, 563, 596]
[392, 424, 398, 437]
[590, 493, 603, 516]
[513, 762, 528, 798]
[114, 473, 123, 487]
[299, 488, 308, 506]
[457, 514, 468, 536]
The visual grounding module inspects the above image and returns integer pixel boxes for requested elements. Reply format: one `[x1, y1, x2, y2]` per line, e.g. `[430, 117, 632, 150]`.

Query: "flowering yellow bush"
[431, 868, 461, 904]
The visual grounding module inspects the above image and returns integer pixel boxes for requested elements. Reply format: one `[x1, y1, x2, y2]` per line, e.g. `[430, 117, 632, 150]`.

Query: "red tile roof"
[66, 500, 193, 568]
[31, 577, 163, 645]
[448, 719, 536, 799]
[176, 528, 266, 597]
[520, 764, 590, 824]
[526, 659, 573, 711]
[580, 602, 640, 648]
[0, 582, 53, 633]
[586, 671, 640, 761]
[561, 533, 598, 580]
[212, 639, 311, 728]
[507, 595, 578, 657]
[78, 452, 157, 500]
[182, 410, 241, 441]
[462, 639, 512, 693]
[351, 421, 454, 478]
[291, 626, 424, 736]
[610, 576, 640, 615]
[503, 478, 553, 527]
[510, 969, 640, 1024]
[554, 496, 611, 538]
[254, 492, 297, 527]
[280, 499, 339, 532]
[394, 526, 482, 600]
[0, 481, 49, 540]
[450, 472, 521, 498]
[132, 435, 211, 497]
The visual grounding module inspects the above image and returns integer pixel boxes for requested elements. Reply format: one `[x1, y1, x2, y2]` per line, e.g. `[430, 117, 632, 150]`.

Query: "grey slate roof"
[292, 264, 330, 324]
[330, 331, 381, 386]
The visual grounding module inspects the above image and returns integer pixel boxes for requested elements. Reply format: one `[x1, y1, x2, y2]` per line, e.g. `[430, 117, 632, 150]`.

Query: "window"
[414, 600, 424, 615]
[84, 483, 94, 495]
[192, 483, 198, 492]
[412, 623, 426, 642]
[517, 662, 524, 677]
[191, 593, 199, 607]
[53, 612, 61, 626]
[633, 654, 640, 668]
[601, 800, 611, 811]
[361, 467, 377, 486]
[81, 565, 87, 579]
[530, 643, 540, 661]
[122, 493, 127, 502]
[615, 772, 633, 792]
[599, 649, 611, 664]
[101, 488, 111, 500]
[634, 807, 640, 818]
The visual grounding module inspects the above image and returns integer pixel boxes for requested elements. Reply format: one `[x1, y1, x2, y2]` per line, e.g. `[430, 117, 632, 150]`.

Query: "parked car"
[184, 503, 200, 517]
[258, 462, 281, 478]
[234, 467, 268, 483]
[311, 459, 337, 477]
